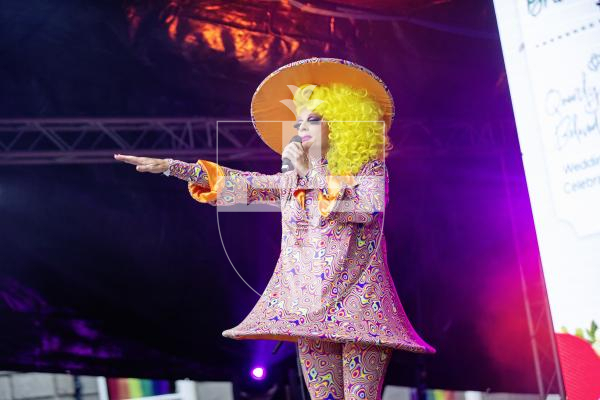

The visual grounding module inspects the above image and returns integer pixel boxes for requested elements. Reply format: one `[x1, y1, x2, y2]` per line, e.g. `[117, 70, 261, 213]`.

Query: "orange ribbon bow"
[294, 174, 356, 217]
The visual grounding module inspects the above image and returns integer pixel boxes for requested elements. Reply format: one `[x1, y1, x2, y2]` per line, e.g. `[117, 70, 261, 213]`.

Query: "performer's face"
[294, 108, 329, 156]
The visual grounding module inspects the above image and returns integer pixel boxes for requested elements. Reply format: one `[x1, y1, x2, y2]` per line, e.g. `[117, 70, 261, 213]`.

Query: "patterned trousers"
[297, 337, 393, 400]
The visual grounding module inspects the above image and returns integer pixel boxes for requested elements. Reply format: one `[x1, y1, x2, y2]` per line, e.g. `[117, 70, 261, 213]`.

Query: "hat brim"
[250, 57, 395, 155]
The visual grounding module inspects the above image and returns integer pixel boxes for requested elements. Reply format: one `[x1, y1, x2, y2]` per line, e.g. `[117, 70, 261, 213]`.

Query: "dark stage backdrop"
[0, 0, 558, 394]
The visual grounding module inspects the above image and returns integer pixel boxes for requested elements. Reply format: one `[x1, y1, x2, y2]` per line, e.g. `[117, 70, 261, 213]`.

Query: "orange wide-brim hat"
[250, 57, 395, 155]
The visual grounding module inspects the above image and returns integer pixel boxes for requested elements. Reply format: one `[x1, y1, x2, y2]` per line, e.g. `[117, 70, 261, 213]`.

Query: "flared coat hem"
[222, 328, 437, 354]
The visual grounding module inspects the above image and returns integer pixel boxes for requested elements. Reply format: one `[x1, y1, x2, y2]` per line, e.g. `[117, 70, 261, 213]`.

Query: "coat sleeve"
[317, 159, 388, 224]
[167, 159, 291, 207]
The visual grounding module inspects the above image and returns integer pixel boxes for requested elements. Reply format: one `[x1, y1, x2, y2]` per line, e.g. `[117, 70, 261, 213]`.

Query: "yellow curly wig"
[293, 82, 393, 176]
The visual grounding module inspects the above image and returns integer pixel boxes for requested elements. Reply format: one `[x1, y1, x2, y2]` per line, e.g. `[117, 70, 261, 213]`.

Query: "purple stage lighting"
[250, 366, 266, 380]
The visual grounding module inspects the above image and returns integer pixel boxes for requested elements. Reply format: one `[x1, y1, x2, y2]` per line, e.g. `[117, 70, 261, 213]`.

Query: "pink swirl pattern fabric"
[168, 155, 436, 354]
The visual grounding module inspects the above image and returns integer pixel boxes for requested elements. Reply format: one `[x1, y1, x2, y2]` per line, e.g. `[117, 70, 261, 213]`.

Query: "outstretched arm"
[113, 153, 300, 208]
[167, 159, 293, 207]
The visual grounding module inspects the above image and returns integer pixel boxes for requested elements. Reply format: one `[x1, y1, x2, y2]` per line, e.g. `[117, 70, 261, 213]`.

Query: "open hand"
[113, 154, 170, 174]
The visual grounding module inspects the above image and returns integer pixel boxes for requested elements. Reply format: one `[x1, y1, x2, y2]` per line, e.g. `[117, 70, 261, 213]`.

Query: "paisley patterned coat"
[168, 155, 436, 354]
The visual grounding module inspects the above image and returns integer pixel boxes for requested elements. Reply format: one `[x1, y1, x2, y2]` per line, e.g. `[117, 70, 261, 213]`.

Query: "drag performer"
[115, 57, 436, 400]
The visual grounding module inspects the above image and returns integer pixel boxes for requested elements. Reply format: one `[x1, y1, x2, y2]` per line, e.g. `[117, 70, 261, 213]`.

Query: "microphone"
[281, 135, 303, 173]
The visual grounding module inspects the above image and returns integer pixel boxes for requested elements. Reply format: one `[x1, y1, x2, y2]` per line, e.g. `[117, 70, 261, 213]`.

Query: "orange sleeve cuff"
[187, 160, 226, 203]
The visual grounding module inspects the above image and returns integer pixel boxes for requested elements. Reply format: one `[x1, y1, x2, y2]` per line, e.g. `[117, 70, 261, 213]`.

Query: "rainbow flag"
[107, 378, 174, 399]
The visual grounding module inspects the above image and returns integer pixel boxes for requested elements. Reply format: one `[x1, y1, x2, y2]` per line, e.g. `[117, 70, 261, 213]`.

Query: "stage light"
[250, 366, 266, 381]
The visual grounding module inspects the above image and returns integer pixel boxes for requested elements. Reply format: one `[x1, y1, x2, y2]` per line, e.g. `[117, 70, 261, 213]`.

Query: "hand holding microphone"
[281, 135, 310, 177]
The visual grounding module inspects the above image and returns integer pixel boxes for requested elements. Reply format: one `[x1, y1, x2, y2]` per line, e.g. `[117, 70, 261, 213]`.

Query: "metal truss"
[0, 117, 517, 165]
[499, 153, 567, 400]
